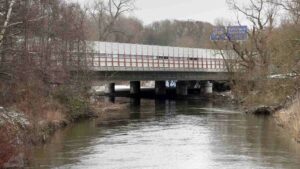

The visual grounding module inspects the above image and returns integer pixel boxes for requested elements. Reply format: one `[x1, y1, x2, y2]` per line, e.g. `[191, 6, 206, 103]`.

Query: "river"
[28, 98, 300, 169]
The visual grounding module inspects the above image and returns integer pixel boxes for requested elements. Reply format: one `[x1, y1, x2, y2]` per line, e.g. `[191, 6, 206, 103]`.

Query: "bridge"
[31, 41, 235, 96]
[82, 41, 234, 96]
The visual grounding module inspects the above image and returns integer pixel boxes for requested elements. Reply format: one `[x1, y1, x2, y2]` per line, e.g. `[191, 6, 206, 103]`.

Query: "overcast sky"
[70, 0, 248, 25]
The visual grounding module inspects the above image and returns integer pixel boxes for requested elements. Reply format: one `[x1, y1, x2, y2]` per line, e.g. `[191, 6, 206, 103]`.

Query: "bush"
[0, 125, 17, 168]
[52, 86, 90, 119]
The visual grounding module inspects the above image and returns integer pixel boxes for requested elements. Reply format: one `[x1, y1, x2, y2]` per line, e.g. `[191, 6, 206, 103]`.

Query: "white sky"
[70, 0, 249, 25]
[133, 0, 235, 25]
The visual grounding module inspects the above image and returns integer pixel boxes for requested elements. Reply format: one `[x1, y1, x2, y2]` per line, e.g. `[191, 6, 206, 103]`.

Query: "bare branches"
[227, 0, 277, 30]
[217, 0, 280, 77]
[89, 0, 135, 41]
[270, 0, 300, 23]
[0, 0, 16, 48]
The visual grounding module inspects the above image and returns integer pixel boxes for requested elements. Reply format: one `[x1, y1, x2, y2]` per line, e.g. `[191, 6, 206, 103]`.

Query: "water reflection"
[29, 98, 300, 169]
[104, 96, 115, 103]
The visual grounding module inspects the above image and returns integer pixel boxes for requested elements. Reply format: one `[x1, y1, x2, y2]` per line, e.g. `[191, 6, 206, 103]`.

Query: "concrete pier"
[176, 81, 188, 96]
[104, 83, 115, 95]
[203, 81, 213, 94]
[130, 81, 141, 96]
[155, 81, 166, 96]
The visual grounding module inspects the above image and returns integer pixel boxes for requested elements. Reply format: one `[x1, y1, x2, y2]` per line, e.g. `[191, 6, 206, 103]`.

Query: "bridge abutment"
[155, 81, 166, 96]
[130, 81, 141, 96]
[104, 83, 115, 95]
[176, 81, 188, 96]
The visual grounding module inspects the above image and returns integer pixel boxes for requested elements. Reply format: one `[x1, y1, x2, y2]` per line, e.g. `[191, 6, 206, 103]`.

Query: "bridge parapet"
[83, 41, 237, 72]
[23, 41, 238, 76]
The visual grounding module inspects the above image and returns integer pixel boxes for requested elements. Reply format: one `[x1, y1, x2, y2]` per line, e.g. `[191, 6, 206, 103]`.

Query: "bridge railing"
[83, 41, 239, 72]
[23, 41, 239, 72]
[84, 53, 229, 72]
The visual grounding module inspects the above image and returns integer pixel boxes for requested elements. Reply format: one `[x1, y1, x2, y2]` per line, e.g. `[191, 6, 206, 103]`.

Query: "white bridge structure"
[87, 41, 231, 72]
[80, 41, 236, 96]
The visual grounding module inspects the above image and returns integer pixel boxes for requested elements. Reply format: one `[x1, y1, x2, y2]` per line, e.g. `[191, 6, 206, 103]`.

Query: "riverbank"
[0, 100, 128, 168]
[243, 94, 300, 143]
[273, 96, 300, 143]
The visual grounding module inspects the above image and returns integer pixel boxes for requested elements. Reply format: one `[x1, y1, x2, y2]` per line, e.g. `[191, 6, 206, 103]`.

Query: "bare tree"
[0, 0, 16, 49]
[223, 0, 278, 74]
[89, 0, 135, 41]
[270, 0, 300, 23]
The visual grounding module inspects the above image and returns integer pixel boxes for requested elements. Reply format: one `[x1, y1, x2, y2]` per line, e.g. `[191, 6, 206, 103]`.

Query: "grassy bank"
[274, 95, 300, 143]
[0, 96, 129, 168]
[0, 82, 118, 168]
[230, 78, 300, 142]
[0, 106, 92, 168]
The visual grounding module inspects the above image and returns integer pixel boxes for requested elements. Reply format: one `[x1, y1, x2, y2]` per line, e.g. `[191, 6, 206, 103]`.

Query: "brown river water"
[28, 98, 300, 169]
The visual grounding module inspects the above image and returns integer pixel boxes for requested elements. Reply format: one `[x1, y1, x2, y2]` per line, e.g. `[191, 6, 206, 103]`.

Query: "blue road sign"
[210, 27, 227, 41]
[227, 26, 248, 41]
[210, 26, 248, 41]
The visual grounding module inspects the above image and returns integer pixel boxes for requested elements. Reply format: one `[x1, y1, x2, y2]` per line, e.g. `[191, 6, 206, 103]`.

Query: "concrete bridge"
[82, 41, 234, 97]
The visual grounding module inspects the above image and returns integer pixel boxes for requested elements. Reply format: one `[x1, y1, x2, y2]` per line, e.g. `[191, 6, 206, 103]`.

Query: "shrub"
[0, 125, 16, 168]
[52, 86, 90, 119]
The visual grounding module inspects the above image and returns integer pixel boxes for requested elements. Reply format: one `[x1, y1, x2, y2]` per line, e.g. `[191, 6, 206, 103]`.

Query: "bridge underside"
[89, 71, 231, 81]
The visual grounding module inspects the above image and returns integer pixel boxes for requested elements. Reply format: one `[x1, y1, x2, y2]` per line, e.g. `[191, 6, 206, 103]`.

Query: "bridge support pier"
[176, 81, 188, 96]
[130, 81, 140, 96]
[155, 81, 166, 96]
[202, 81, 213, 94]
[104, 83, 115, 95]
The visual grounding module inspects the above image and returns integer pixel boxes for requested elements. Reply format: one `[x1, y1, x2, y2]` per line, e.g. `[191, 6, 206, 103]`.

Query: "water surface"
[29, 99, 300, 169]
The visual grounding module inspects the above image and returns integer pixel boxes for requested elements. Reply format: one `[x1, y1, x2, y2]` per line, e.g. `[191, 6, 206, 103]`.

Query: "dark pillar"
[104, 96, 115, 103]
[155, 81, 166, 96]
[104, 83, 115, 95]
[130, 81, 140, 96]
[176, 81, 188, 96]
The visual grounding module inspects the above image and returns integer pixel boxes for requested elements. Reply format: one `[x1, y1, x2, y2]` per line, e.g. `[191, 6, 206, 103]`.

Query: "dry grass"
[232, 76, 296, 107]
[274, 96, 300, 142]
[92, 101, 128, 115]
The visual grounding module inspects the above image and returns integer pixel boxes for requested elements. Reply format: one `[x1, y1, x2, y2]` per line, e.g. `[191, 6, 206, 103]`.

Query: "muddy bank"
[245, 105, 282, 116]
